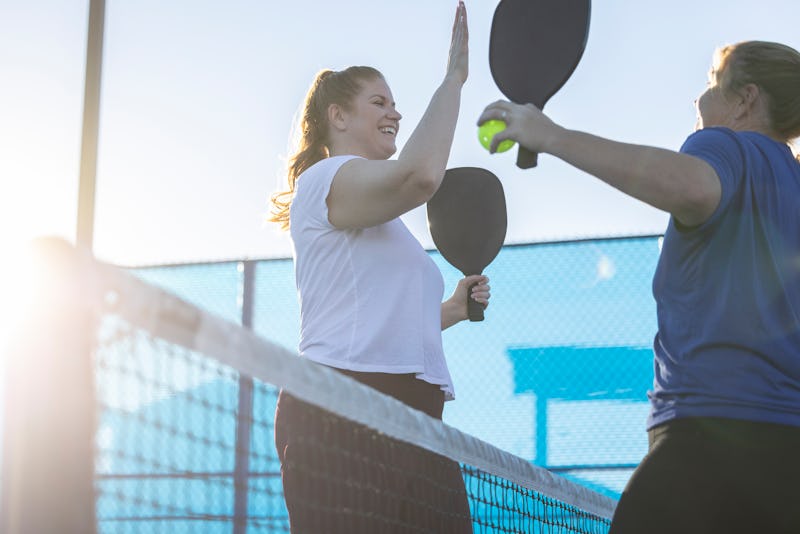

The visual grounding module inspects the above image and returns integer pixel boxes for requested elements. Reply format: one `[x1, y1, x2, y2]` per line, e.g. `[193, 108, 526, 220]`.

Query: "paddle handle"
[517, 146, 539, 169]
[467, 281, 486, 322]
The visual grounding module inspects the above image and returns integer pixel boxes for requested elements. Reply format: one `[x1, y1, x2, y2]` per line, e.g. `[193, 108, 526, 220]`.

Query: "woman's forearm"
[545, 128, 722, 226]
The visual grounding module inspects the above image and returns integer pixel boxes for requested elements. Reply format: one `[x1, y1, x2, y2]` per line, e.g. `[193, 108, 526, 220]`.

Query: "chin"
[380, 144, 397, 159]
[364, 140, 397, 160]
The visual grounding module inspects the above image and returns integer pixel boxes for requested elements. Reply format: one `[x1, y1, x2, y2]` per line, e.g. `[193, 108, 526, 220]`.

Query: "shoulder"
[680, 127, 742, 155]
[680, 127, 746, 184]
[680, 128, 788, 161]
[295, 155, 363, 200]
[682, 128, 794, 172]
[291, 155, 364, 230]
[298, 155, 363, 185]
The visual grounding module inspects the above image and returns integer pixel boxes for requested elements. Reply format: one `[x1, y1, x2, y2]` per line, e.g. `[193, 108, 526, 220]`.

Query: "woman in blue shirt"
[480, 41, 800, 533]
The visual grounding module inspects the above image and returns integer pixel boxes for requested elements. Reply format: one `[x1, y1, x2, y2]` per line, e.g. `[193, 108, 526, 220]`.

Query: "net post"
[1, 239, 97, 534]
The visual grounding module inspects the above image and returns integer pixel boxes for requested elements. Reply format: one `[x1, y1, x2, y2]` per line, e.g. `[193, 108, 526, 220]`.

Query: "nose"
[388, 107, 402, 121]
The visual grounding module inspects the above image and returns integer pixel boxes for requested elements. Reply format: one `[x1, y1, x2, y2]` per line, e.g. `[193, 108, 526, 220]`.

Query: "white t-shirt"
[289, 155, 455, 400]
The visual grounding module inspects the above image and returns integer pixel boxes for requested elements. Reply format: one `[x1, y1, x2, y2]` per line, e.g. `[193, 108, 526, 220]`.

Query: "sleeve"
[679, 127, 745, 227]
[292, 155, 362, 229]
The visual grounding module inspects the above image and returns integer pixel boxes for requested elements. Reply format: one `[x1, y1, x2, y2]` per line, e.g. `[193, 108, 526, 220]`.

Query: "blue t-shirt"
[648, 127, 800, 430]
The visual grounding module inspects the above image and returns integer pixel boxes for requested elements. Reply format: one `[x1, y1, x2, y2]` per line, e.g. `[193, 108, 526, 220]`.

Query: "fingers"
[477, 100, 512, 126]
[451, 1, 467, 46]
[463, 275, 490, 305]
[471, 284, 490, 301]
[462, 274, 489, 286]
[485, 127, 510, 154]
[456, 1, 467, 26]
[460, 1, 468, 40]
[447, 1, 469, 83]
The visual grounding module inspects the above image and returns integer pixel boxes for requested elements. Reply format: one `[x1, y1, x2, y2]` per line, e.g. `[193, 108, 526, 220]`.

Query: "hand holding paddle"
[427, 167, 506, 321]
[487, 0, 591, 168]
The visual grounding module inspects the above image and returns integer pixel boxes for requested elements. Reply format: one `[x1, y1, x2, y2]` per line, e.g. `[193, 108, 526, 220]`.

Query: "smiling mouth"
[379, 126, 397, 136]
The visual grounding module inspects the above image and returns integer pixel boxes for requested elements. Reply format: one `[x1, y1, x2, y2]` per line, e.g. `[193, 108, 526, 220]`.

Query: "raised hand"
[446, 1, 469, 85]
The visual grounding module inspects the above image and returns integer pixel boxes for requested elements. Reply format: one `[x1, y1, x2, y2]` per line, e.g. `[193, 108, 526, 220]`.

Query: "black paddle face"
[427, 167, 507, 321]
[490, 0, 591, 168]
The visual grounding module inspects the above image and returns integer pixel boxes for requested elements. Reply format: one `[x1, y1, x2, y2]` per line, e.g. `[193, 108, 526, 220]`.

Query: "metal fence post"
[232, 260, 256, 532]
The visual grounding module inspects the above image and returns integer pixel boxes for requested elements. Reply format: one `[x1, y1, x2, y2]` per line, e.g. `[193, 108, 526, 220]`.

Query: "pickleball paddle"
[427, 167, 507, 321]
[490, 0, 591, 169]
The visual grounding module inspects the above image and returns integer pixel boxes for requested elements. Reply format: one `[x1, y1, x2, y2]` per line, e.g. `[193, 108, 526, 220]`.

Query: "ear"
[733, 83, 761, 119]
[328, 103, 347, 132]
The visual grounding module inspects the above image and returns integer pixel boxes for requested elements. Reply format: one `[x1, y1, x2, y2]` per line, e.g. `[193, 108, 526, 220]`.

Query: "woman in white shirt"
[269, 3, 487, 532]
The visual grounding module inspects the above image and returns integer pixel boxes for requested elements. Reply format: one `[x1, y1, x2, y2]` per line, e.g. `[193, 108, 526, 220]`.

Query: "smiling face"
[334, 76, 402, 160]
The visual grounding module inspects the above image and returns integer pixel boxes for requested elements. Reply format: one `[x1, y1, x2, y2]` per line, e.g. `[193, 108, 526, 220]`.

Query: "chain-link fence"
[132, 235, 662, 498]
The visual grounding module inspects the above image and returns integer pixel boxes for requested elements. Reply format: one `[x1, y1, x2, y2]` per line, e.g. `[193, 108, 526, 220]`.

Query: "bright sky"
[2, 0, 798, 266]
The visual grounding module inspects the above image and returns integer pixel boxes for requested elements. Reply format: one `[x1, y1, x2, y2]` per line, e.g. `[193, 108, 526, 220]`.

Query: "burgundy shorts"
[274, 369, 472, 533]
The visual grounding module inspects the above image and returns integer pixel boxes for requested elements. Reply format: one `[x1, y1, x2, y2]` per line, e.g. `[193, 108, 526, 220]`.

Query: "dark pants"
[610, 417, 800, 534]
[274, 370, 473, 533]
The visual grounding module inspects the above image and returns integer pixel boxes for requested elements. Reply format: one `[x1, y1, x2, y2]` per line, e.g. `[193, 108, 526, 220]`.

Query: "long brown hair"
[714, 41, 800, 146]
[269, 66, 384, 230]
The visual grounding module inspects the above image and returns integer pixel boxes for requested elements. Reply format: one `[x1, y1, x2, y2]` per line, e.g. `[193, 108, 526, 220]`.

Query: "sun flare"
[0, 238, 77, 357]
[0, 242, 38, 352]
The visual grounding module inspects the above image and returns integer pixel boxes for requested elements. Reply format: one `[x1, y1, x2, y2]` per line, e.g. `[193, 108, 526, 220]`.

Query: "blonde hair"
[713, 41, 800, 144]
[269, 66, 384, 230]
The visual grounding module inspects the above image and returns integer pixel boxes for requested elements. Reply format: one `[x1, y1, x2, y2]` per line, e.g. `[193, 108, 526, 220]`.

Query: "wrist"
[454, 296, 469, 322]
[442, 298, 466, 325]
[540, 124, 568, 156]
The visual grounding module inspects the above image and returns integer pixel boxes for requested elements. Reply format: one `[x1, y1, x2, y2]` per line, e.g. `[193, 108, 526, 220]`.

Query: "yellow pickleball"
[478, 120, 516, 153]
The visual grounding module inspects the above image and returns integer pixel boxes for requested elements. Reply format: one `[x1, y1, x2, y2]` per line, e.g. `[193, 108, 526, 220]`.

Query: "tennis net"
[2, 239, 616, 533]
